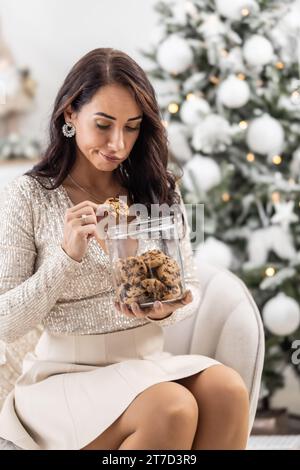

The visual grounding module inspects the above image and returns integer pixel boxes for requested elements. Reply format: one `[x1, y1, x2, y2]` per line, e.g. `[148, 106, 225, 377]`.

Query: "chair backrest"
[163, 262, 265, 432]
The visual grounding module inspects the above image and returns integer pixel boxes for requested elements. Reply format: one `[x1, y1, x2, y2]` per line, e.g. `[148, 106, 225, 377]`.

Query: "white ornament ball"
[263, 293, 300, 336]
[243, 35, 274, 66]
[215, 0, 259, 20]
[246, 114, 284, 156]
[183, 154, 221, 192]
[192, 114, 231, 154]
[180, 97, 210, 126]
[157, 35, 193, 74]
[195, 237, 232, 270]
[167, 122, 193, 163]
[218, 75, 250, 109]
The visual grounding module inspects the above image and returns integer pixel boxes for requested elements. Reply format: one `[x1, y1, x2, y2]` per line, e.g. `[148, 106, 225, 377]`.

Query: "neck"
[70, 154, 119, 191]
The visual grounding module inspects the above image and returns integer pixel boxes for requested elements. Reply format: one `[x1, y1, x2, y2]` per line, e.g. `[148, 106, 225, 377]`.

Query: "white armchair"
[0, 262, 264, 450]
[163, 262, 265, 434]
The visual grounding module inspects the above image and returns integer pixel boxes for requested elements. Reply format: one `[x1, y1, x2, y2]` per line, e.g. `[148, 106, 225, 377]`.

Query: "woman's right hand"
[61, 201, 110, 262]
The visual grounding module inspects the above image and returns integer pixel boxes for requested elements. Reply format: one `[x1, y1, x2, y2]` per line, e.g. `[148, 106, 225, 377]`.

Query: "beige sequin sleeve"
[0, 178, 82, 343]
[146, 184, 201, 327]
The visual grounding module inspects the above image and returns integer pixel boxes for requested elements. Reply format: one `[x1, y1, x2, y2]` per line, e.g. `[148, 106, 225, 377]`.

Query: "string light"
[237, 73, 246, 80]
[291, 89, 300, 105]
[275, 61, 285, 70]
[222, 192, 230, 202]
[271, 192, 280, 203]
[272, 155, 282, 165]
[186, 93, 196, 101]
[239, 120, 248, 130]
[265, 267, 276, 277]
[161, 120, 169, 128]
[241, 8, 250, 17]
[209, 75, 220, 85]
[220, 49, 228, 57]
[168, 103, 179, 114]
[246, 152, 255, 162]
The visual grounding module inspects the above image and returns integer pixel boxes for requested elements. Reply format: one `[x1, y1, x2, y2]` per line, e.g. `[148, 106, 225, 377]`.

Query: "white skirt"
[0, 323, 220, 450]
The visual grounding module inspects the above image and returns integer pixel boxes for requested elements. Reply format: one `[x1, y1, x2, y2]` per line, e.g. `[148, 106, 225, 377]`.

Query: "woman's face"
[64, 84, 143, 171]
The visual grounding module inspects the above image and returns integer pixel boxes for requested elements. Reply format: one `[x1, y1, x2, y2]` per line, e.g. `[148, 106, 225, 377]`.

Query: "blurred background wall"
[0, 0, 158, 142]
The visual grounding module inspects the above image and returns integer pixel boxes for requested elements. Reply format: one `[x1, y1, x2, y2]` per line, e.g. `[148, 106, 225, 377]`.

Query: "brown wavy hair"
[25, 48, 184, 216]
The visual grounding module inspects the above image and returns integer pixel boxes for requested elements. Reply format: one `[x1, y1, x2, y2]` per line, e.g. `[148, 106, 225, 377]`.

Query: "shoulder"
[0, 174, 52, 206]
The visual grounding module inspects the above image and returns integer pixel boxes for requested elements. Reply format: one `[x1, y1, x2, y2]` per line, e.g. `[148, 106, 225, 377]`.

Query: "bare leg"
[175, 365, 249, 450]
[81, 381, 198, 450]
[118, 382, 198, 450]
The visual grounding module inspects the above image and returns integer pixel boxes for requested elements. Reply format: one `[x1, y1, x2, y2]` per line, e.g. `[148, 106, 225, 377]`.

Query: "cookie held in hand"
[104, 197, 129, 217]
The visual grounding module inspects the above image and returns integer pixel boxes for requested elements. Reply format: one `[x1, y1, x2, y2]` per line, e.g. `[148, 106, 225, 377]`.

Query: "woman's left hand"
[114, 289, 193, 320]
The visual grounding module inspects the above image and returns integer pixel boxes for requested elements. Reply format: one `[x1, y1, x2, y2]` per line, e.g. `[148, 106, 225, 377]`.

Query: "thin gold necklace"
[68, 174, 119, 204]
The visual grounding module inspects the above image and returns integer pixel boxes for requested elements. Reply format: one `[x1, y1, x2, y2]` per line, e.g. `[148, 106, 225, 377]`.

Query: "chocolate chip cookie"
[117, 282, 146, 301]
[161, 283, 182, 300]
[141, 278, 166, 300]
[140, 249, 167, 269]
[116, 256, 148, 283]
[156, 257, 181, 286]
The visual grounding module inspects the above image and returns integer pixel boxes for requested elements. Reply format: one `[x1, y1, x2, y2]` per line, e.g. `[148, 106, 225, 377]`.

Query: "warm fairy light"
[168, 102, 179, 114]
[186, 93, 196, 101]
[265, 267, 276, 277]
[241, 8, 250, 16]
[237, 73, 246, 80]
[247, 152, 255, 162]
[291, 90, 300, 105]
[275, 61, 285, 70]
[161, 119, 169, 128]
[271, 192, 280, 203]
[239, 120, 248, 130]
[272, 155, 282, 165]
[222, 192, 230, 202]
[220, 48, 229, 57]
[209, 75, 220, 85]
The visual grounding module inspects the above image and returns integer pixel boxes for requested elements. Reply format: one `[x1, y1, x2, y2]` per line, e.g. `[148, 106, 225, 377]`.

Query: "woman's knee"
[162, 382, 199, 426]
[200, 365, 249, 413]
[139, 382, 199, 433]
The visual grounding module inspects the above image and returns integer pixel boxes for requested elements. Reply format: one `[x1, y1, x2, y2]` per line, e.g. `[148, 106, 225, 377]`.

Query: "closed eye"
[96, 124, 140, 132]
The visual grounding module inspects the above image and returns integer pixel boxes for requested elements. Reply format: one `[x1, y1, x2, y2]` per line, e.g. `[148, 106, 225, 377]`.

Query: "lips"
[100, 151, 121, 161]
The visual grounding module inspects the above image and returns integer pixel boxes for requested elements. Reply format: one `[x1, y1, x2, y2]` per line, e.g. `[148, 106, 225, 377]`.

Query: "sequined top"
[0, 175, 201, 342]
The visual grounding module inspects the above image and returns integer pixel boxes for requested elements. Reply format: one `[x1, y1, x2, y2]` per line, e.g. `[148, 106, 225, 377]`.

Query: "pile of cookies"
[115, 249, 183, 307]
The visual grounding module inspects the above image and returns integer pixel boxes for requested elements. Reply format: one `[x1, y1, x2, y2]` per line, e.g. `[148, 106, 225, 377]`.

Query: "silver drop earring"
[62, 122, 76, 138]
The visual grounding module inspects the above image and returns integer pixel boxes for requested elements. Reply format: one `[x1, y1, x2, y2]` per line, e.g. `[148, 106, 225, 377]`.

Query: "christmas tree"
[0, 18, 39, 161]
[141, 0, 300, 409]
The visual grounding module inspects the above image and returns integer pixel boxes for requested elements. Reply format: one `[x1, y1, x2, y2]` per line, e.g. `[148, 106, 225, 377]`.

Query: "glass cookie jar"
[105, 214, 186, 309]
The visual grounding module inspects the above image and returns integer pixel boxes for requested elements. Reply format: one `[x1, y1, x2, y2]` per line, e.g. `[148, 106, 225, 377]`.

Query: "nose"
[107, 128, 125, 152]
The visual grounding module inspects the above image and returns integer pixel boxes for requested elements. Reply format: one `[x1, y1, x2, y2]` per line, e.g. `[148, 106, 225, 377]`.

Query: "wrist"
[61, 245, 82, 263]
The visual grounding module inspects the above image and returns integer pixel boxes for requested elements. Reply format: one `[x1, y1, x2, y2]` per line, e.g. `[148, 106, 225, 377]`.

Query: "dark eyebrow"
[94, 112, 143, 121]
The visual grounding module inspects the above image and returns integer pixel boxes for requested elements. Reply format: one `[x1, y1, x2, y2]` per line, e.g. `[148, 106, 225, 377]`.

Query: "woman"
[0, 48, 249, 450]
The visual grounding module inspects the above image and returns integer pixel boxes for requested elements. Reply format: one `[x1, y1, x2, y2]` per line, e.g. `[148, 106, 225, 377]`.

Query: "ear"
[63, 105, 77, 124]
